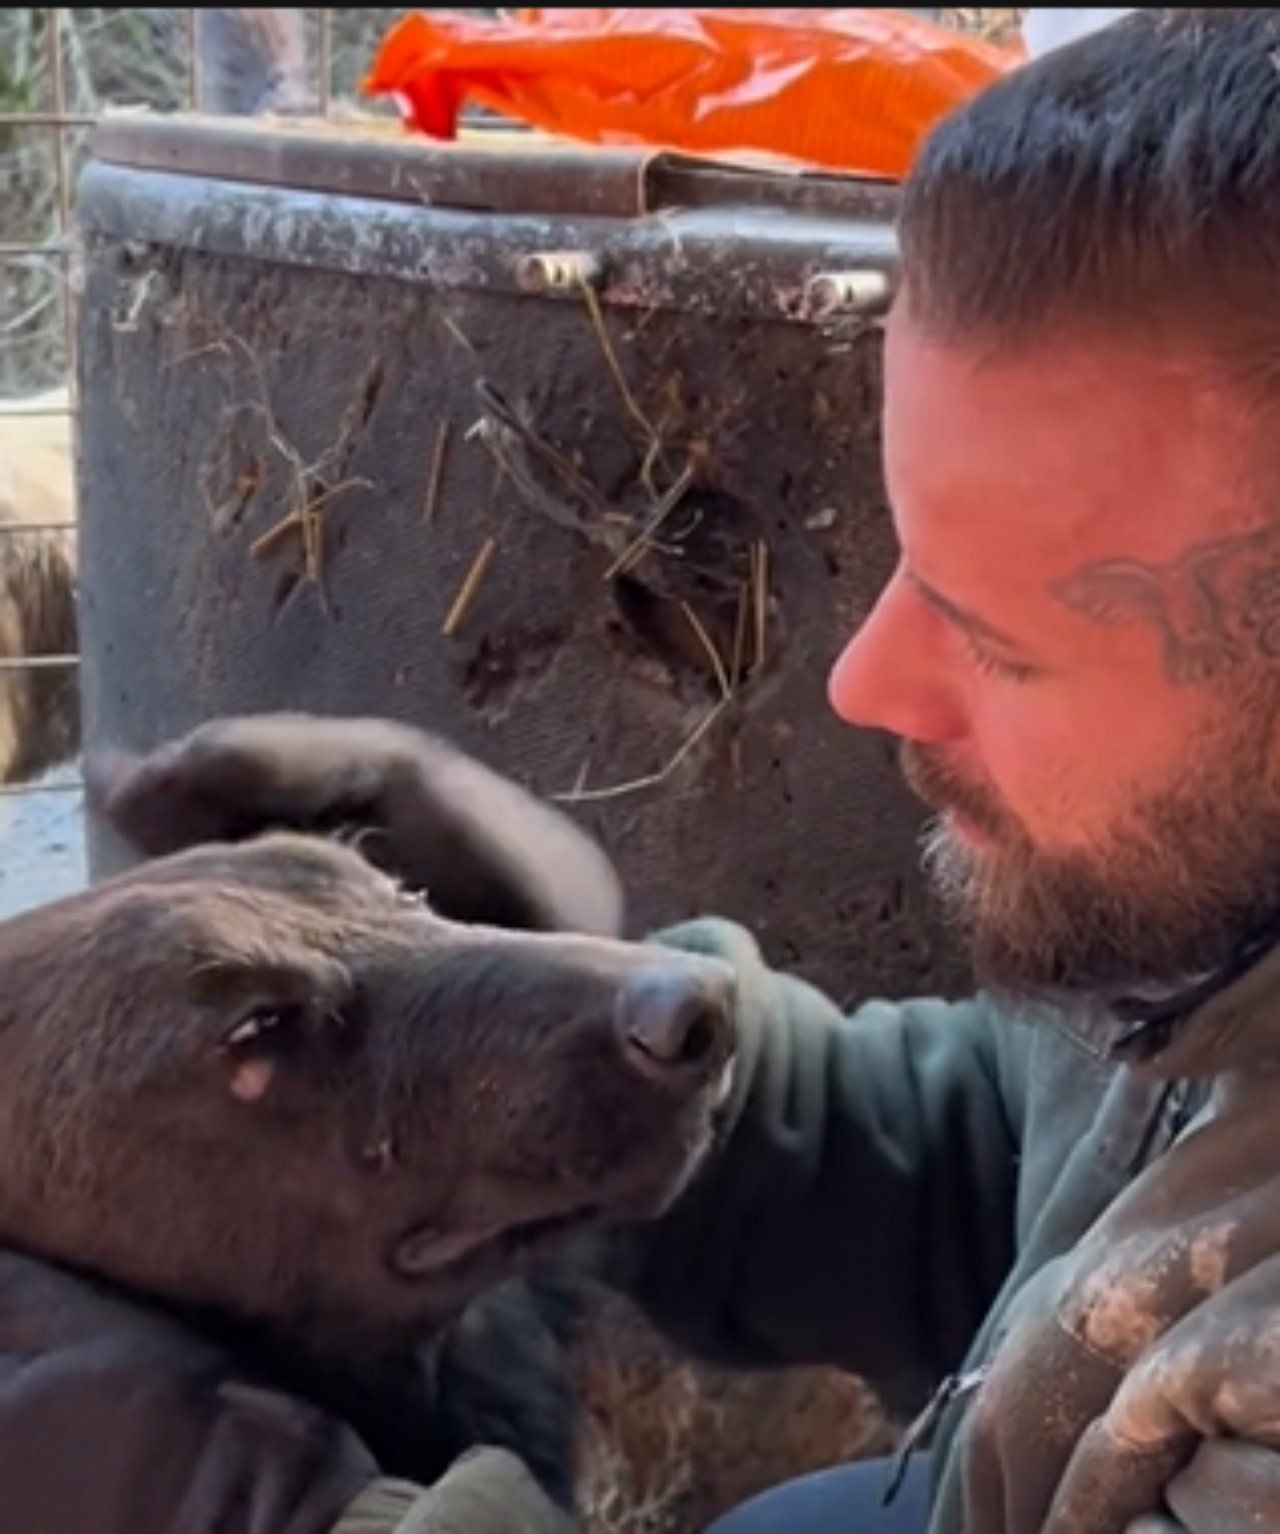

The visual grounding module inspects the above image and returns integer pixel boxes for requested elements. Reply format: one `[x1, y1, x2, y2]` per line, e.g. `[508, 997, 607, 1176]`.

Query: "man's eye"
[963, 637, 1037, 683]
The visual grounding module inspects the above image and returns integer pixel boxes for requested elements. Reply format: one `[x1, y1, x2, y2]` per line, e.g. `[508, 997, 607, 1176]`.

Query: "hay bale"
[0, 388, 79, 784]
[570, 1287, 895, 1534]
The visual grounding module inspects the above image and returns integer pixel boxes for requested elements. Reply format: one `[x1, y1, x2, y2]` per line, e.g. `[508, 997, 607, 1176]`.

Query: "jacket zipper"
[883, 1076, 1210, 1506]
[1127, 1077, 1208, 1175]
[881, 1365, 990, 1505]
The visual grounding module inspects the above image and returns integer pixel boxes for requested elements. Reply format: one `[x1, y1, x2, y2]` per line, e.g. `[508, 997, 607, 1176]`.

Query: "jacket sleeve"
[0, 1291, 572, 1534]
[0, 1326, 377, 1534]
[607, 916, 1027, 1418]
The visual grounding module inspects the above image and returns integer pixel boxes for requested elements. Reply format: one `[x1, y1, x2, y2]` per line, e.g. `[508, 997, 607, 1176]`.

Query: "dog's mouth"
[393, 1201, 604, 1283]
[391, 1095, 728, 1297]
[391, 1136, 718, 1292]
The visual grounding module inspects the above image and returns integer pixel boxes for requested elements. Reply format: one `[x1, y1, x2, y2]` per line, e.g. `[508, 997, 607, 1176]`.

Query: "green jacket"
[617, 916, 1266, 1534]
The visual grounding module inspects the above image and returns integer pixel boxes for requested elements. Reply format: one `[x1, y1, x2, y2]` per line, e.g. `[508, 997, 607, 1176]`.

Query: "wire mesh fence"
[0, 9, 457, 397]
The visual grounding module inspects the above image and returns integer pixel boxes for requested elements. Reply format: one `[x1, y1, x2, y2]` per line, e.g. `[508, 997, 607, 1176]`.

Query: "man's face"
[829, 305, 1280, 1003]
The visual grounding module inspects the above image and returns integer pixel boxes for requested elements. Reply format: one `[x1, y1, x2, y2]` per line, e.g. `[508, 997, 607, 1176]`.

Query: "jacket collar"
[1039, 917, 1280, 1078]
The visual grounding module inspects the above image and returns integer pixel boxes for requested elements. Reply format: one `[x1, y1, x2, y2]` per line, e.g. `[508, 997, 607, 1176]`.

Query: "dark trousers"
[704, 1455, 931, 1534]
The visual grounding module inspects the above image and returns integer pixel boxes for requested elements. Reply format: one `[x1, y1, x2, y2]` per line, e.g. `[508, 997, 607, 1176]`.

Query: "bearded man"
[613, 10, 1280, 1533]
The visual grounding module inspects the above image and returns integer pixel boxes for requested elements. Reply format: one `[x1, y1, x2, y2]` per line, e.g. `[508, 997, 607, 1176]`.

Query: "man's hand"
[1046, 1252, 1280, 1534]
[337, 1448, 579, 1533]
[1123, 1441, 1280, 1534]
[86, 712, 625, 936]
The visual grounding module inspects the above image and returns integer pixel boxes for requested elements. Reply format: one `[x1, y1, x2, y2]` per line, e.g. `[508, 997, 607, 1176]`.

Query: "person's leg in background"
[704, 1455, 931, 1534]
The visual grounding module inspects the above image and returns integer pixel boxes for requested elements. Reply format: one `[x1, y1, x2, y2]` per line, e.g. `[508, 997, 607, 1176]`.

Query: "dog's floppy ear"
[85, 713, 625, 937]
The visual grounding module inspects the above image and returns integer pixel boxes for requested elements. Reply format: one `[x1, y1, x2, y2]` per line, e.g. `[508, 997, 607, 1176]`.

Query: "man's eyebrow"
[905, 571, 1031, 653]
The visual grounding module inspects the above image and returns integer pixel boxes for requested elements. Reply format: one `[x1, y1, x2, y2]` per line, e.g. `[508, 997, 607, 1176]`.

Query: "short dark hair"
[898, 9, 1280, 395]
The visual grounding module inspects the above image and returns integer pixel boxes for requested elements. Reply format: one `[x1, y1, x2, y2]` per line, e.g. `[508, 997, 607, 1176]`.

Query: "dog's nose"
[614, 960, 735, 1089]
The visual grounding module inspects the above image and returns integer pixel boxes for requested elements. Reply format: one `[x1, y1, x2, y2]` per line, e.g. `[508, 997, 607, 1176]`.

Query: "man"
[601, 8, 1280, 1533]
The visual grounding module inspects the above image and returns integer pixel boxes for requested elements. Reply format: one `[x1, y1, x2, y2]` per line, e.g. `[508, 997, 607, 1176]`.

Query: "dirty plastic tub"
[74, 113, 969, 1004]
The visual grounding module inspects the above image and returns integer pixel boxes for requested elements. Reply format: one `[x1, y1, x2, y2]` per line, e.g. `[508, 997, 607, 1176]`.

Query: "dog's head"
[0, 834, 733, 1353]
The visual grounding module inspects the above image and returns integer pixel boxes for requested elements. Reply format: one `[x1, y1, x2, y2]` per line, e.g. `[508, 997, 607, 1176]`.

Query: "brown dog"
[0, 713, 735, 1533]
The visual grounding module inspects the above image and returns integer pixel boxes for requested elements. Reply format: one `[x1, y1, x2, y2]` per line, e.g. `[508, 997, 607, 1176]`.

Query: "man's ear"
[85, 713, 626, 938]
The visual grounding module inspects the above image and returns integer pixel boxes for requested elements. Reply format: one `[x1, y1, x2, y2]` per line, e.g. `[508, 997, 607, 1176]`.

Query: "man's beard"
[900, 729, 1280, 1007]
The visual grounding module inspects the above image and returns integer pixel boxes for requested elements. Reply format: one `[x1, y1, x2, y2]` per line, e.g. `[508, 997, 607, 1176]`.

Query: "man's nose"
[827, 579, 965, 745]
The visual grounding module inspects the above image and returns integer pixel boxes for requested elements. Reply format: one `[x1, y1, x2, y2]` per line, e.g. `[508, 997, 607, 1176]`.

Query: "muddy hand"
[1121, 1441, 1280, 1534]
[85, 712, 625, 936]
[1046, 1251, 1280, 1534]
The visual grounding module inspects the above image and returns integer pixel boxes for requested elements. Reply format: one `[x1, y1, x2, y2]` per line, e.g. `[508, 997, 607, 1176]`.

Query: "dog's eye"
[225, 1005, 298, 1050]
[220, 1003, 318, 1105]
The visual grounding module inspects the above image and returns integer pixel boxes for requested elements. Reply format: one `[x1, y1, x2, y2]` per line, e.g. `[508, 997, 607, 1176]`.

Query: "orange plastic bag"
[363, 8, 1021, 181]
